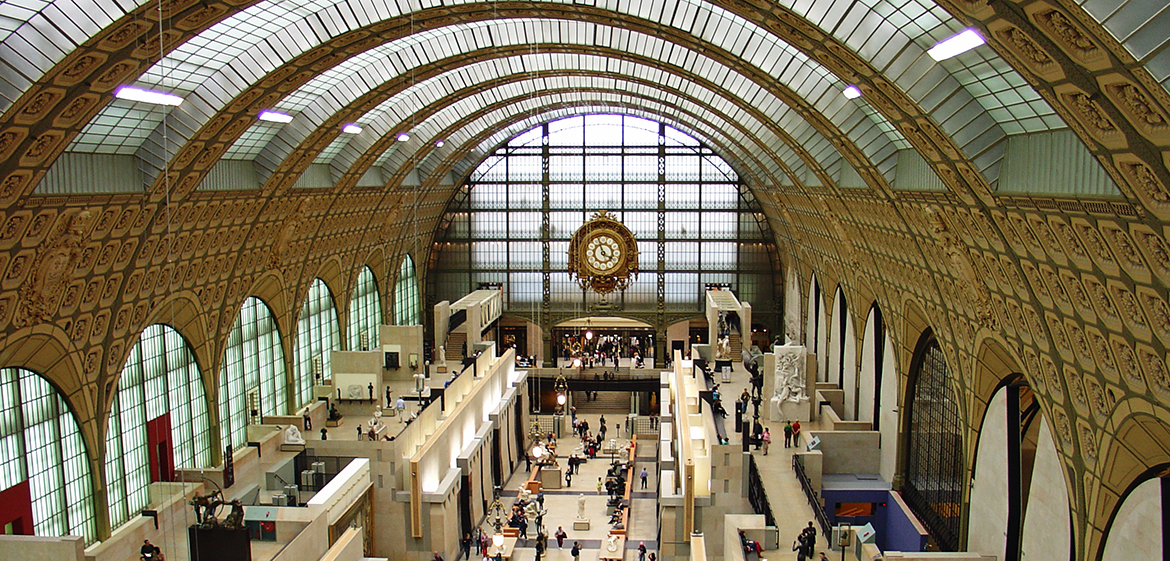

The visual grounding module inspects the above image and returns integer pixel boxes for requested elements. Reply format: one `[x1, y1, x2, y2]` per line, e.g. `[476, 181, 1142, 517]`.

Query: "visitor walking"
[761, 428, 771, 455]
[460, 533, 472, 560]
[555, 526, 567, 548]
[597, 477, 604, 494]
[638, 541, 647, 561]
[640, 467, 649, 489]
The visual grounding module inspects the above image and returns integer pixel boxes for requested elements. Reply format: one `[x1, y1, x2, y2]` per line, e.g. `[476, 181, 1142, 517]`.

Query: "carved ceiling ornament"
[923, 206, 996, 329]
[1116, 159, 1170, 218]
[1030, 6, 1106, 69]
[991, 24, 1059, 79]
[1100, 78, 1170, 143]
[13, 209, 92, 328]
[269, 198, 310, 269]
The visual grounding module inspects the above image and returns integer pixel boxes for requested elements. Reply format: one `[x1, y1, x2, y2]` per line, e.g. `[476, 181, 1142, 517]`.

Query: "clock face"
[585, 233, 623, 273]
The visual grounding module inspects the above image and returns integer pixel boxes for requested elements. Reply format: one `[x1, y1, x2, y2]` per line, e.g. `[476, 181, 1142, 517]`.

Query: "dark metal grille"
[903, 338, 963, 551]
[748, 455, 776, 527]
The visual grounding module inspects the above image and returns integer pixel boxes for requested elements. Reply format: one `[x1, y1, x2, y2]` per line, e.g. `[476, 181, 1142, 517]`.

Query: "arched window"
[105, 324, 212, 530]
[0, 367, 95, 543]
[902, 331, 964, 551]
[349, 266, 382, 350]
[295, 279, 340, 407]
[430, 115, 775, 313]
[219, 297, 287, 451]
[396, 255, 420, 325]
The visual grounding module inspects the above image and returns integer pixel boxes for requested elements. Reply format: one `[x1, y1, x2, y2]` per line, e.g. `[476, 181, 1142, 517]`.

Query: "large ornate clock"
[568, 210, 639, 294]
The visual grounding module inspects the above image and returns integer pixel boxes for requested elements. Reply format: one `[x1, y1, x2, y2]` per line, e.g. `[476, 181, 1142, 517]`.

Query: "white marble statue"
[525, 499, 541, 520]
[283, 425, 305, 445]
[716, 336, 732, 360]
[770, 341, 809, 420]
[520, 488, 532, 503]
[607, 535, 620, 552]
[577, 493, 587, 520]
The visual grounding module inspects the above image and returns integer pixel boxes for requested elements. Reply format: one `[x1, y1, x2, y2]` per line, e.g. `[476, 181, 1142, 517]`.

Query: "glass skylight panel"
[222, 122, 284, 159]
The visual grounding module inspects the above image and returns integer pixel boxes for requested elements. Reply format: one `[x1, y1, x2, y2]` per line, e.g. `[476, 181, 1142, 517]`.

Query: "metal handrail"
[747, 455, 776, 527]
[791, 454, 830, 536]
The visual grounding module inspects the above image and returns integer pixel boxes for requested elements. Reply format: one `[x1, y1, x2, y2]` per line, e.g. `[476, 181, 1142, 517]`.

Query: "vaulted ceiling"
[2, 0, 1170, 556]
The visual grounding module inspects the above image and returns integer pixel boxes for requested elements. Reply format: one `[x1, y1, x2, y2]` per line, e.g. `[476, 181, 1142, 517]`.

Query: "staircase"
[730, 333, 743, 358]
[444, 332, 467, 363]
[571, 391, 630, 414]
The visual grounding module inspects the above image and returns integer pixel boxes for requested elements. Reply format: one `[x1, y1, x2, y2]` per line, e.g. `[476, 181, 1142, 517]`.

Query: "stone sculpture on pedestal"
[283, 425, 305, 445]
[770, 341, 810, 421]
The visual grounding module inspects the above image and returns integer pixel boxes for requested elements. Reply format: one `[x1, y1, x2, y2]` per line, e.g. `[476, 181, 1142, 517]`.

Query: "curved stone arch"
[352, 246, 388, 324]
[900, 324, 969, 550]
[389, 98, 807, 268]
[208, 271, 295, 399]
[1094, 408, 1170, 526]
[859, 300, 902, 483]
[285, 93, 809, 295]
[0, 361, 98, 542]
[135, 290, 212, 381]
[243, 32, 868, 192]
[0, 324, 93, 440]
[378, 97, 807, 243]
[356, 84, 804, 199]
[304, 60, 849, 197]
[117, 7, 898, 196]
[186, 87, 807, 298]
[827, 284, 860, 419]
[3, 0, 1167, 215]
[1095, 452, 1168, 561]
[970, 336, 1028, 441]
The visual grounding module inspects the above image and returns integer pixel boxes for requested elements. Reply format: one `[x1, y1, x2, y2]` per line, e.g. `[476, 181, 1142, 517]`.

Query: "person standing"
[460, 533, 472, 560]
[761, 427, 771, 455]
[302, 410, 312, 430]
[555, 526, 567, 548]
[534, 533, 545, 561]
[783, 421, 793, 448]
[597, 477, 604, 494]
[752, 420, 764, 449]
[638, 542, 647, 561]
[571, 541, 581, 561]
[565, 469, 572, 487]
[356, 425, 363, 440]
[792, 420, 802, 442]
[640, 467, 649, 489]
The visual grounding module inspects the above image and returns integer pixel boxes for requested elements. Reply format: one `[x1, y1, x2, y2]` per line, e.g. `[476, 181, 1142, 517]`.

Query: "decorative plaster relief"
[1029, 5, 1108, 70]
[1098, 76, 1170, 145]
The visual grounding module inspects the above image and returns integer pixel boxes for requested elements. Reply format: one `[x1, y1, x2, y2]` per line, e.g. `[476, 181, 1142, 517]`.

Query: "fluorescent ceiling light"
[928, 29, 985, 61]
[435, 140, 445, 147]
[114, 86, 183, 106]
[397, 132, 411, 142]
[342, 124, 362, 134]
[843, 85, 862, 99]
[257, 110, 293, 123]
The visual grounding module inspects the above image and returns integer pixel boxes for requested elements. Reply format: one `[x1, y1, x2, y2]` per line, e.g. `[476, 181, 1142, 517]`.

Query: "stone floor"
[470, 360, 825, 561]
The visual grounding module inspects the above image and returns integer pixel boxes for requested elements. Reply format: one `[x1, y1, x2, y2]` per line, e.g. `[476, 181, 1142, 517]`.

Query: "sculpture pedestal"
[541, 466, 562, 489]
[573, 518, 590, 531]
[188, 526, 251, 561]
[773, 398, 809, 422]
